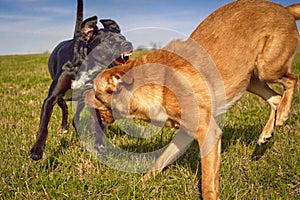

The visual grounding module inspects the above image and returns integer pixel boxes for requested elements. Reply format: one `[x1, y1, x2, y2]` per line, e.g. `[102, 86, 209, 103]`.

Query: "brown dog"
[86, 0, 300, 199]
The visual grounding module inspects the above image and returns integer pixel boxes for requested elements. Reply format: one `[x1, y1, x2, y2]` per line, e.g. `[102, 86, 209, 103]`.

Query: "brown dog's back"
[191, 0, 299, 105]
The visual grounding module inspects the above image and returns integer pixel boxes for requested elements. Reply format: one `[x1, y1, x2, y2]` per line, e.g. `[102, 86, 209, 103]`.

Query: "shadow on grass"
[74, 118, 276, 172]
[221, 125, 275, 161]
[38, 119, 277, 199]
[39, 116, 276, 183]
[251, 140, 275, 161]
[173, 124, 276, 197]
[43, 129, 79, 172]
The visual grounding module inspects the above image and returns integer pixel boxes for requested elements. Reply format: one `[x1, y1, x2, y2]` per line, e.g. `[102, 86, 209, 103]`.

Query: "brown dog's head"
[85, 89, 115, 124]
[85, 62, 134, 123]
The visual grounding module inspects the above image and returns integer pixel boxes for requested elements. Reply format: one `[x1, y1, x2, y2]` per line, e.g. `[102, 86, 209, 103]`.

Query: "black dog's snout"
[122, 41, 133, 53]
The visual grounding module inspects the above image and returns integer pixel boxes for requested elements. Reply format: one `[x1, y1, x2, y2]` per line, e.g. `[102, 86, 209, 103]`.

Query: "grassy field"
[0, 51, 299, 200]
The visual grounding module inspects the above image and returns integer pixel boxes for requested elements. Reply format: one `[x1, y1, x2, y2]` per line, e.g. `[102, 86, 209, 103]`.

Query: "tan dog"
[86, 0, 300, 199]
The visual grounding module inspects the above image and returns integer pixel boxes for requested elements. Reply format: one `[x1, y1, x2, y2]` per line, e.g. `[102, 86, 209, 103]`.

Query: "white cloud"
[1, 0, 299, 55]
[16, 0, 41, 2]
[35, 6, 75, 16]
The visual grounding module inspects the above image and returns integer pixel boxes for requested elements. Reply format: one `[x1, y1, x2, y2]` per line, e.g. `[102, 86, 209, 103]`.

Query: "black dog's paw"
[30, 147, 43, 161]
[94, 143, 105, 154]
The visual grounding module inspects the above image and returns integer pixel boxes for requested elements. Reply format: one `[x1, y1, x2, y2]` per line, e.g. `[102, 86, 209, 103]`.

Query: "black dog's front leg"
[30, 71, 75, 160]
[89, 107, 105, 153]
[72, 98, 85, 132]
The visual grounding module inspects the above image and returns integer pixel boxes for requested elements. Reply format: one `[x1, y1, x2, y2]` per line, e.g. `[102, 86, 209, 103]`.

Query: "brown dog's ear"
[80, 16, 98, 42]
[104, 72, 122, 94]
[113, 71, 134, 86]
[105, 71, 133, 94]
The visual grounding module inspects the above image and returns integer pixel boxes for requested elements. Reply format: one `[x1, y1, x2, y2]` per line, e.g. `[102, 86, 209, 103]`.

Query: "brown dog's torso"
[90, 0, 300, 135]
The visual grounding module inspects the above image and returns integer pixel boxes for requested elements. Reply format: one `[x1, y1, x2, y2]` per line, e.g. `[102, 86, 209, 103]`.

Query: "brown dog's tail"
[286, 4, 300, 20]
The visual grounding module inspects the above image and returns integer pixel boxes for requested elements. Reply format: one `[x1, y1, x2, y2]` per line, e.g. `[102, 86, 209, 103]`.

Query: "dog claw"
[94, 143, 105, 154]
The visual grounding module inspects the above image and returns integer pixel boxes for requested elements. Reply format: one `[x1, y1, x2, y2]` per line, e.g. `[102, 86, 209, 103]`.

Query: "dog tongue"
[115, 57, 125, 64]
[115, 51, 132, 65]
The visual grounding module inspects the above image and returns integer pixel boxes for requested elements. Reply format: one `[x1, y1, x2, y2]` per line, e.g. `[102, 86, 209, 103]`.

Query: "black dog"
[30, 0, 133, 160]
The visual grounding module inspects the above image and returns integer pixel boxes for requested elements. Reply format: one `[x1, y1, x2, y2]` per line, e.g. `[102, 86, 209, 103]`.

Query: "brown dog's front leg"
[198, 118, 222, 200]
[142, 130, 194, 181]
[200, 139, 221, 200]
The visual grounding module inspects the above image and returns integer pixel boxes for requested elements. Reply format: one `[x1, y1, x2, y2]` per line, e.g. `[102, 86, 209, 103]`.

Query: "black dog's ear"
[100, 19, 121, 33]
[80, 16, 98, 42]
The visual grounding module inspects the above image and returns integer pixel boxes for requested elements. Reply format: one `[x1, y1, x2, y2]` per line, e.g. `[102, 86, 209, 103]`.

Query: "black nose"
[123, 41, 133, 52]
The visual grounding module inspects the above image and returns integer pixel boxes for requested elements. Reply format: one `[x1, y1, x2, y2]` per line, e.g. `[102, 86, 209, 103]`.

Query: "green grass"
[0, 51, 300, 199]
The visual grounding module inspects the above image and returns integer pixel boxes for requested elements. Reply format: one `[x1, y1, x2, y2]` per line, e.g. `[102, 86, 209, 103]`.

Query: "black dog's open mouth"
[115, 51, 132, 65]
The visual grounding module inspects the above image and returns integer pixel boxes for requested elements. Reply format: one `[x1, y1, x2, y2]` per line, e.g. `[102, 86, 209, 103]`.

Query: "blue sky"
[0, 0, 299, 55]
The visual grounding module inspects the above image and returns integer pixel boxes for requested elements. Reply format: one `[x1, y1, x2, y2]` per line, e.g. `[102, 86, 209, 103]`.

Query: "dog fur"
[86, 0, 300, 199]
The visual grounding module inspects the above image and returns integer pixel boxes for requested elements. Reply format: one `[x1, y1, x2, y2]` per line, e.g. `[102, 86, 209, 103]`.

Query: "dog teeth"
[122, 51, 132, 57]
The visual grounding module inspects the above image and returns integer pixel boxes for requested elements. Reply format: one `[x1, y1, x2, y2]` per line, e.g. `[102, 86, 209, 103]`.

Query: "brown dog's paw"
[257, 134, 273, 145]
[141, 170, 159, 182]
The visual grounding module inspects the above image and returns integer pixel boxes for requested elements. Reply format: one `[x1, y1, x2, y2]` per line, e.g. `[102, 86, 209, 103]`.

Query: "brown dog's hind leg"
[247, 75, 282, 145]
[275, 72, 298, 126]
[254, 36, 298, 138]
